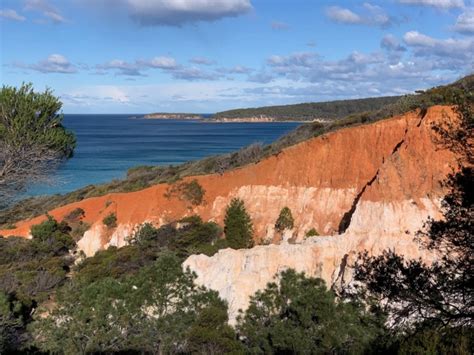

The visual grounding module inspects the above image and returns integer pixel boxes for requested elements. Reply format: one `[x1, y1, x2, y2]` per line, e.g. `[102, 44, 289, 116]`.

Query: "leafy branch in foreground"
[0, 83, 75, 207]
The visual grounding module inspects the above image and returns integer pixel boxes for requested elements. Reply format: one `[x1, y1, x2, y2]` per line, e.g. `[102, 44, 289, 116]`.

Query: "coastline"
[204, 117, 328, 123]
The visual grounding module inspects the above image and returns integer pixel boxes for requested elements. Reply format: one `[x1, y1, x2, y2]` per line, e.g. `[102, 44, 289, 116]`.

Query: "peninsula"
[142, 112, 203, 120]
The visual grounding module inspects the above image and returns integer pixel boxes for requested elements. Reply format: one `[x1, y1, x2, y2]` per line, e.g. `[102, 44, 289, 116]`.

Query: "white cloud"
[25, 0, 66, 23]
[325, 3, 395, 28]
[16, 54, 77, 73]
[403, 30, 474, 58]
[96, 56, 224, 80]
[326, 6, 363, 24]
[0, 9, 26, 21]
[146, 56, 178, 69]
[398, 0, 465, 8]
[381, 34, 406, 51]
[97, 0, 252, 26]
[453, 9, 474, 34]
[97, 59, 144, 76]
[171, 67, 222, 81]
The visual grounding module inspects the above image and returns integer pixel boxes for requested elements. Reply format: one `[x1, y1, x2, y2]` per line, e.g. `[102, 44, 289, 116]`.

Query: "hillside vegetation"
[213, 95, 402, 121]
[0, 75, 472, 226]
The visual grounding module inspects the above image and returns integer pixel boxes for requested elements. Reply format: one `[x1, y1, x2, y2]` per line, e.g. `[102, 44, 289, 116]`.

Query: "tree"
[275, 206, 294, 232]
[31, 253, 235, 354]
[185, 300, 243, 354]
[237, 269, 384, 354]
[0, 83, 76, 205]
[224, 198, 254, 249]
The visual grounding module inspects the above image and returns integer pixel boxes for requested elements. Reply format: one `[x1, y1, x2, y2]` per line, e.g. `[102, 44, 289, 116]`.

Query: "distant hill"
[212, 74, 473, 122]
[212, 96, 402, 121]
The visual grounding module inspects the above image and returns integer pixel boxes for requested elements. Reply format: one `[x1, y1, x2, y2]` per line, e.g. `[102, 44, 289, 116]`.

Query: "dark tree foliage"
[237, 269, 385, 354]
[354, 90, 473, 335]
[0, 292, 30, 353]
[355, 168, 473, 330]
[224, 198, 254, 249]
[31, 253, 240, 354]
[0, 217, 77, 352]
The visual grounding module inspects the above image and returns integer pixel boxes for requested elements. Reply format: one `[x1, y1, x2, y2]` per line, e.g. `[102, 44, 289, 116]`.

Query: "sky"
[1, 0, 473, 113]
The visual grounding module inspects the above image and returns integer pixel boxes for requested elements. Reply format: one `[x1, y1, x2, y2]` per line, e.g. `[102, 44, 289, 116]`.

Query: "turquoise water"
[27, 115, 300, 196]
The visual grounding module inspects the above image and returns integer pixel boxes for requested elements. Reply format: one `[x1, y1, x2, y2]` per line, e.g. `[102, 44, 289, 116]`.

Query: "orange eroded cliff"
[0, 106, 458, 256]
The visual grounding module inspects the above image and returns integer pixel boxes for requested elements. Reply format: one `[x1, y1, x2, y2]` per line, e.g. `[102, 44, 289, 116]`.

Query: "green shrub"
[130, 223, 157, 245]
[237, 269, 385, 354]
[30, 216, 75, 256]
[170, 215, 223, 257]
[224, 198, 254, 249]
[63, 208, 85, 222]
[275, 207, 294, 232]
[305, 228, 319, 237]
[102, 213, 117, 229]
[165, 179, 205, 206]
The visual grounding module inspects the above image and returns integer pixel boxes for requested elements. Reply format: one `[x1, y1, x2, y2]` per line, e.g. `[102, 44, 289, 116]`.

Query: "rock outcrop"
[184, 232, 437, 323]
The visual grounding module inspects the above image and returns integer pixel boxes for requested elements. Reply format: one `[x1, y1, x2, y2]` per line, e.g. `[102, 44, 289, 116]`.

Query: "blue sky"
[1, 0, 473, 113]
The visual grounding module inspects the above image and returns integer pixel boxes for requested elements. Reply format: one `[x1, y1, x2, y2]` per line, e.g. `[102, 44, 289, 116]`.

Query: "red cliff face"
[1, 106, 459, 258]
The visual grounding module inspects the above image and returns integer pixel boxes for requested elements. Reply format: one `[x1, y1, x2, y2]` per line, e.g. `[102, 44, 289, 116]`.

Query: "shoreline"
[203, 118, 328, 123]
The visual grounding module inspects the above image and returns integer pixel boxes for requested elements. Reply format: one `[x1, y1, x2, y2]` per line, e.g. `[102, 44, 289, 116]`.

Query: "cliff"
[1, 106, 457, 247]
[0, 106, 459, 319]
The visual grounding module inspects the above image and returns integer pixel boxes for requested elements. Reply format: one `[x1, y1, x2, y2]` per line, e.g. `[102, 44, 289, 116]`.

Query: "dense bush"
[30, 215, 75, 256]
[32, 254, 241, 354]
[224, 198, 254, 249]
[0, 216, 77, 352]
[237, 269, 385, 353]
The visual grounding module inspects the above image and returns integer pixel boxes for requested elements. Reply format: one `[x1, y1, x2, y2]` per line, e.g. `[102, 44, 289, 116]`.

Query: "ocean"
[26, 114, 300, 196]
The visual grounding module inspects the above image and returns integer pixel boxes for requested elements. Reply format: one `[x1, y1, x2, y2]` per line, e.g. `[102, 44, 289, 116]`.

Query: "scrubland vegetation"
[0, 75, 472, 353]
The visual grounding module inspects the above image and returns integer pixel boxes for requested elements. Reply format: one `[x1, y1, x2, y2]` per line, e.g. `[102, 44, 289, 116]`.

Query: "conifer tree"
[224, 198, 254, 249]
